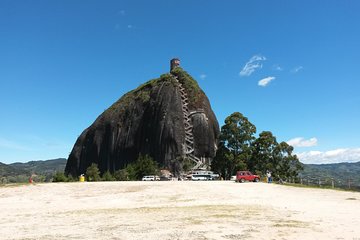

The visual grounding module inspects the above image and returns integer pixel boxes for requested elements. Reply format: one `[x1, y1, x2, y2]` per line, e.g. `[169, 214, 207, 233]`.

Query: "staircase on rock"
[171, 73, 207, 170]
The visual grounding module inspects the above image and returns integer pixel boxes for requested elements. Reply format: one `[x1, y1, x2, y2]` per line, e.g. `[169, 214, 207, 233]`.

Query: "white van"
[142, 176, 155, 181]
[142, 175, 160, 181]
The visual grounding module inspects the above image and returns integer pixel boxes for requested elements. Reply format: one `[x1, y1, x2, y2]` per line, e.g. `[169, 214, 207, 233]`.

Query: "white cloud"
[297, 148, 360, 164]
[287, 137, 318, 147]
[200, 74, 207, 80]
[127, 24, 133, 29]
[291, 66, 303, 73]
[258, 76, 275, 87]
[239, 55, 266, 76]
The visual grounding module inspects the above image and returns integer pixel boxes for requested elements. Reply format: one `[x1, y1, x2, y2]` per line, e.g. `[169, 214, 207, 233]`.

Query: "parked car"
[191, 174, 210, 181]
[236, 171, 260, 183]
[142, 175, 160, 181]
[160, 176, 171, 181]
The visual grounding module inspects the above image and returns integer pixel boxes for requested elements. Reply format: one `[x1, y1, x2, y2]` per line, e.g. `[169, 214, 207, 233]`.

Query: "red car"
[236, 171, 260, 183]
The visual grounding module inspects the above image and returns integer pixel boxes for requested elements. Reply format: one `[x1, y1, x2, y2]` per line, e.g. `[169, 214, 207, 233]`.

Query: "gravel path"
[1, 181, 359, 239]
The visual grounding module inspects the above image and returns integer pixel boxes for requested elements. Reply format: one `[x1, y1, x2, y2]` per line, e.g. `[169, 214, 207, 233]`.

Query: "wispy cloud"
[296, 148, 360, 164]
[118, 10, 126, 16]
[114, 23, 135, 31]
[239, 55, 266, 76]
[0, 138, 32, 151]
[258, 76, 275, 87]
[199, 74, 207, 80]
[291, 66, 303, 73]
[287, 137, 318, 147]
[272, 64, 283, 71]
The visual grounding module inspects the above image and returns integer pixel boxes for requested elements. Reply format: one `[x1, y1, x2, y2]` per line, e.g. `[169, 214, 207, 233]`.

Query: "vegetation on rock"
[171, 67, 202, 104]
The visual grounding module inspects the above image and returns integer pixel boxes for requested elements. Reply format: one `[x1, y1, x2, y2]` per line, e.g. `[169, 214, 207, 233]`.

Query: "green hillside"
[0, 162, 29, 177]
[10, 158, 67, 175]
[1, 158, 67, 183]
[299, 161, 360, 190]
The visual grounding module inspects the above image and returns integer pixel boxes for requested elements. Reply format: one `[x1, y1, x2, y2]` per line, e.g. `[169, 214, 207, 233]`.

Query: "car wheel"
[240, 178, 245, 183]
[254, 178, 259, 182]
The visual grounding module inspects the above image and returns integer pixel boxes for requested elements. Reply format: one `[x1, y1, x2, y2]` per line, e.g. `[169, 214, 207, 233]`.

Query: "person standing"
[266, 171, 272, 183]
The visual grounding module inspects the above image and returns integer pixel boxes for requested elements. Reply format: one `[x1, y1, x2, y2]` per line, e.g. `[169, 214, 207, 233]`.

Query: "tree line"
[54, 112, 302, 182]
[53, 154, 159, 182]
[211, 112, 303, 180]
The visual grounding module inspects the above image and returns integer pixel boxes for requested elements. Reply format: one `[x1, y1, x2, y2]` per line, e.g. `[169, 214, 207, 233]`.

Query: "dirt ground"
[0, 181, 359, 240]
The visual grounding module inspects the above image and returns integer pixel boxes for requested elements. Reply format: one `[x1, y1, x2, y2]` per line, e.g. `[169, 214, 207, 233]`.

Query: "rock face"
[65, 66, 220, 177]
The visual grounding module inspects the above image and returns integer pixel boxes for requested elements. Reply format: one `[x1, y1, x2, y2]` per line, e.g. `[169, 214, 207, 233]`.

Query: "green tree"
[52, 171, 68, 182]
[66, 174, 78, 182]
[86, 163, 101, 181]
[212, 112, 256, 179]
[102, 170, 115, 181]
[125, 164, 137, 180]
[249, 131, 278, 173]
[212, 143, 232, 179]
[250, 131, 303, 180]
[133, 154, 159, 180]
[273, 141, 303, 180]
[114, 169, 130, 181]
[182, 157, 194, 173]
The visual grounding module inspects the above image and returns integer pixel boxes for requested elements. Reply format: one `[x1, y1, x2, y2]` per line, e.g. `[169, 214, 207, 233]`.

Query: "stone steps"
[171, 73, 204, 169]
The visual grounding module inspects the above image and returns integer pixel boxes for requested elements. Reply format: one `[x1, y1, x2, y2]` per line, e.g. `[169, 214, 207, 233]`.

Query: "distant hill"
[1, 158, 67, 183]
[9, 158, 67, 175]
[300, 161, 360, 190]
[0, 162, 29, 177]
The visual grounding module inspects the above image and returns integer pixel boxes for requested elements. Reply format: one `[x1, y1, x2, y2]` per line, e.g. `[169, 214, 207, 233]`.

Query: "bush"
[102, 171, 115, 181]
[114, 169, 130, 181]
[66, 174, 78, 182]
[86, 163, 101, 181]
[52, 172, 68, 182]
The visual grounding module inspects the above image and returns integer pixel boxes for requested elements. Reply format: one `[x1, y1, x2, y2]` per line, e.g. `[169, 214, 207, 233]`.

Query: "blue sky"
[1, 0, 359, 164]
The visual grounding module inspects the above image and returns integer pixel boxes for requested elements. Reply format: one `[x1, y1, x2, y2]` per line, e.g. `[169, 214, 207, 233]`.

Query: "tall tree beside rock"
[213, 112, 303, 180]
[212, 112, 256, 179]
[250, 131, 303, 180]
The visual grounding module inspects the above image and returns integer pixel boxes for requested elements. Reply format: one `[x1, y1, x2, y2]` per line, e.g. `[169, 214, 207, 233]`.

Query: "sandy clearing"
[0, 181, 359, 240]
